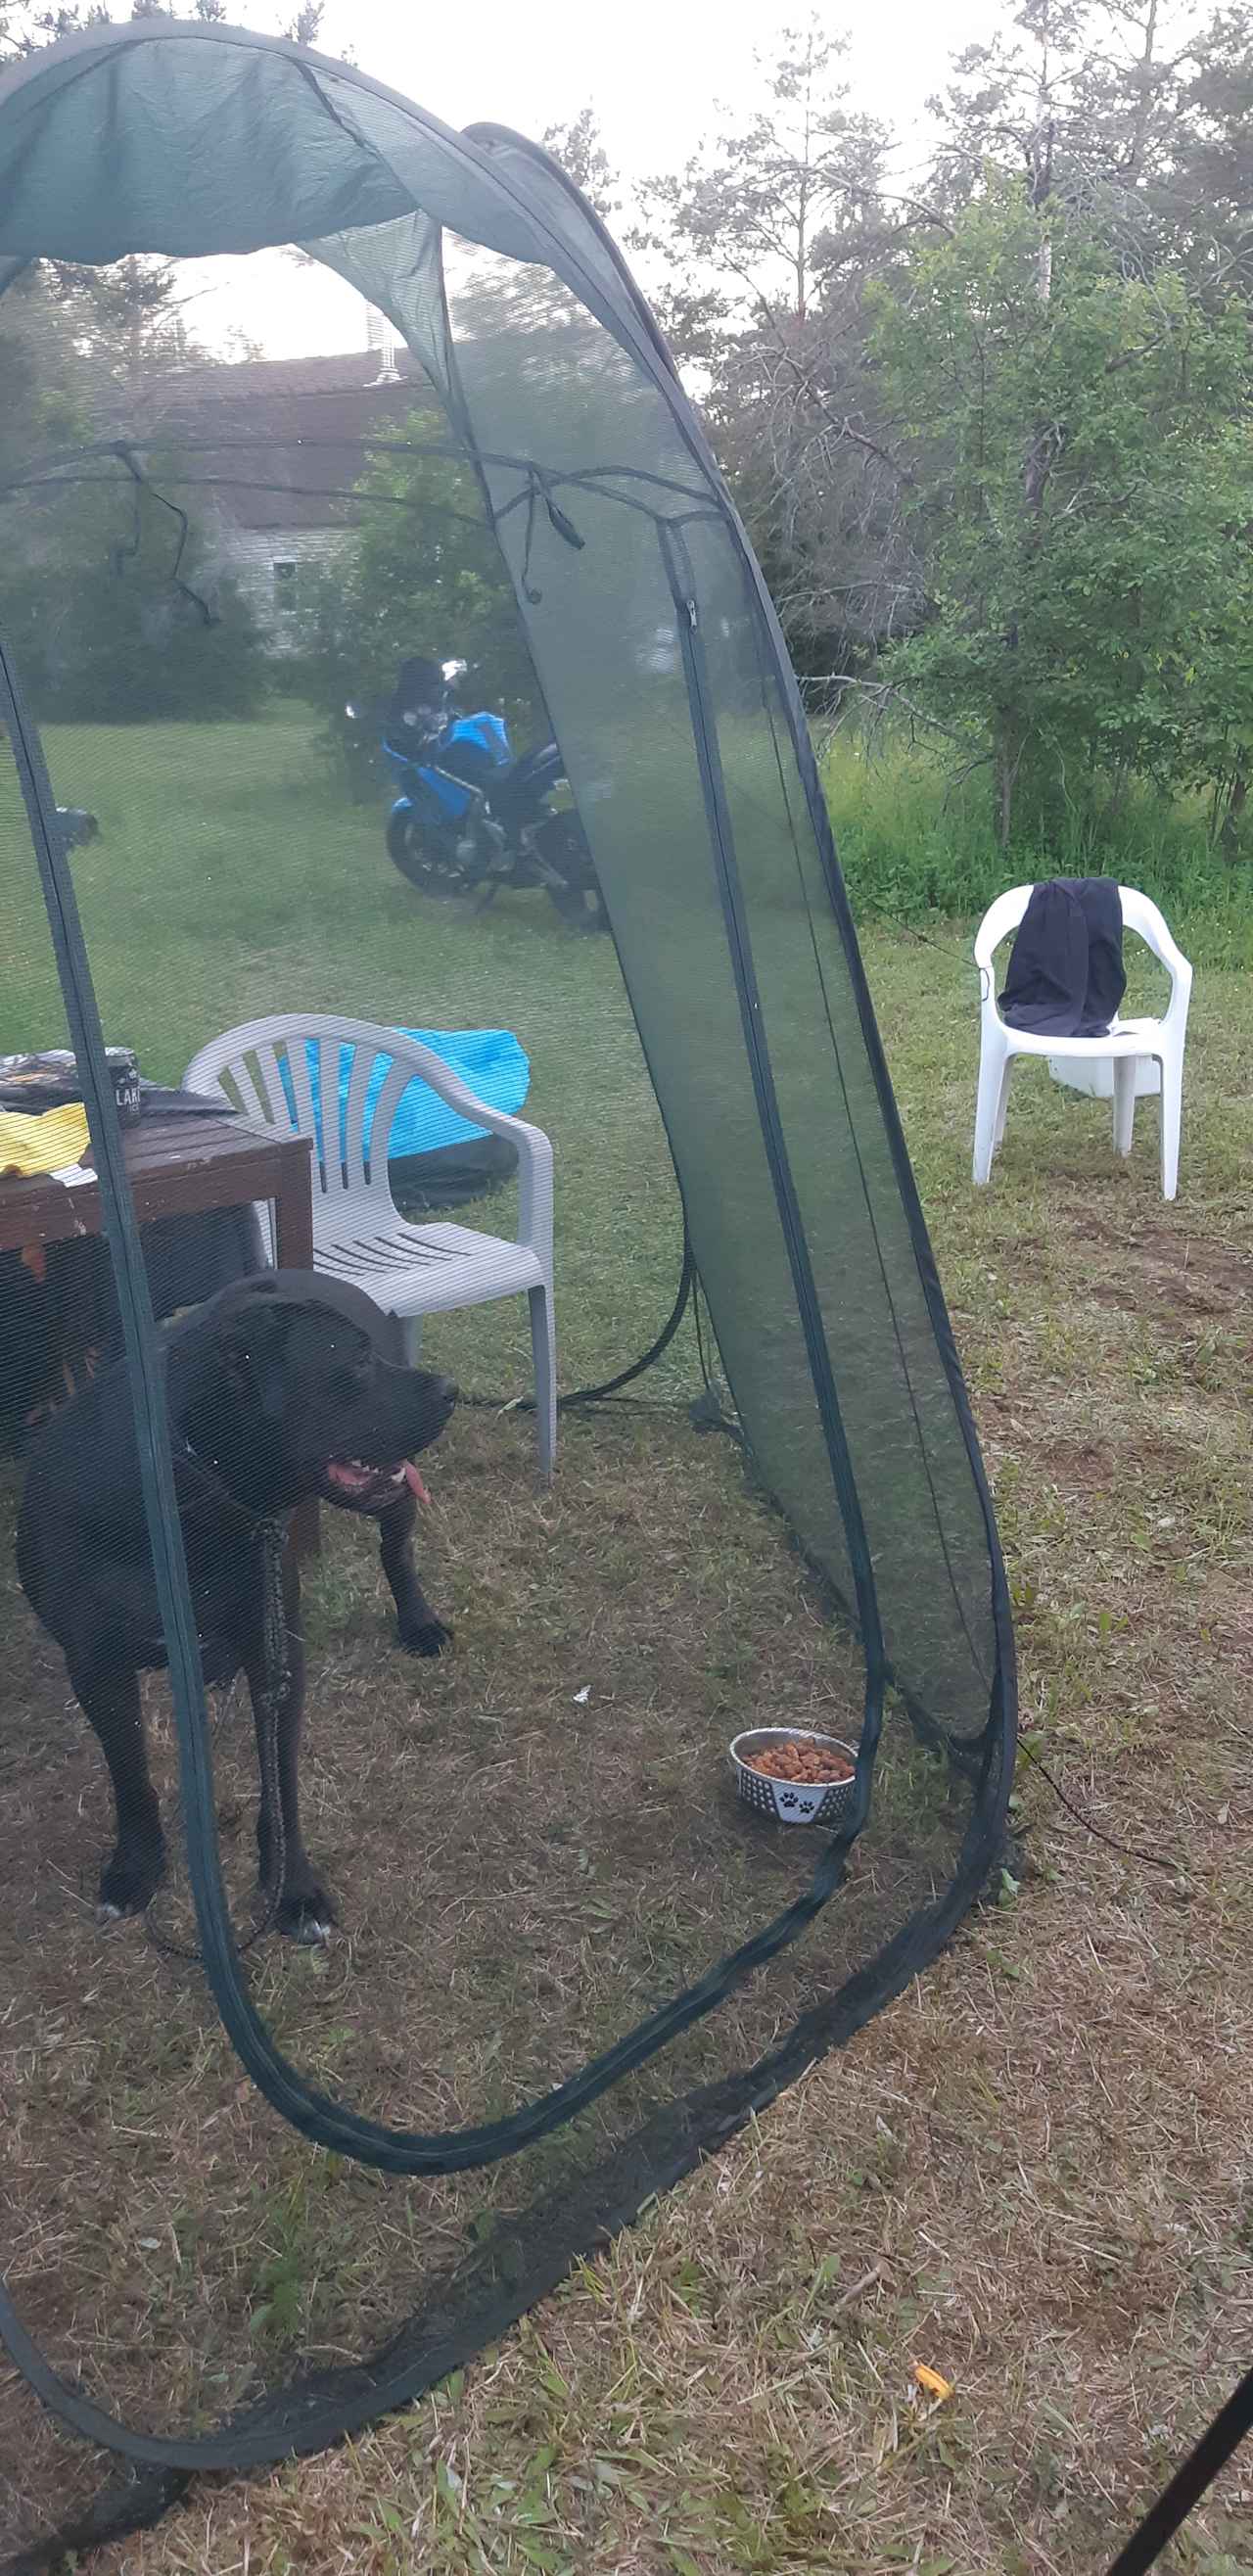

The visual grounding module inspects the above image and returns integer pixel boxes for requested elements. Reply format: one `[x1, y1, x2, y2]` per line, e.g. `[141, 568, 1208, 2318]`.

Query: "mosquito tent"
[0, 23, 1014, 2561]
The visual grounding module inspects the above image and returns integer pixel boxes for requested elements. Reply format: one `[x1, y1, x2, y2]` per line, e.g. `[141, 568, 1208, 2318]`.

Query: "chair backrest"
[973, 883, 1192, 1019]
[183, 1013, 456, 1209]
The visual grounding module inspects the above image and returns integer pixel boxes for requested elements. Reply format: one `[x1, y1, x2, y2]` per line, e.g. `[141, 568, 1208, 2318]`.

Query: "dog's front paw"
[98, 1839, 166, 1922]
[399, 1614, 453, 1658]
[276, 1879, 337, 1945]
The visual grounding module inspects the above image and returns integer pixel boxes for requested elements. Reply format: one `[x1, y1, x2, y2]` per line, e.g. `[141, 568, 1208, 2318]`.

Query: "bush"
[0, 478, 269, 723]
[824, 731, 1253, 967]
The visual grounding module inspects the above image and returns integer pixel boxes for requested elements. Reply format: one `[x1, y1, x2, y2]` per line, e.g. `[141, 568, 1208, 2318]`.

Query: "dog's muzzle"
[319, 1378, 456, 1513]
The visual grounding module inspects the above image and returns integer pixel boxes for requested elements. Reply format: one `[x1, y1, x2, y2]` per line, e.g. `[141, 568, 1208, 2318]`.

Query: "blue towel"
[280, 1028, 530, 1166]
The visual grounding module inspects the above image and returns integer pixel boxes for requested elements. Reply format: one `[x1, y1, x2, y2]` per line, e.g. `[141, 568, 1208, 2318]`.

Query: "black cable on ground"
[460, 1219, 697, 1420]
[560, 1223, 695, 1403]
[459, 1219, 744, 1446]
[1107, 2362, 1253, 2574]
[1017, 1741, 1181, 1875]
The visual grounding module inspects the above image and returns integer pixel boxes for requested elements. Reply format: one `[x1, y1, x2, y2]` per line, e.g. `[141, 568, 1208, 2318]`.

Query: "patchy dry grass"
[61, 945, 1253, 2574]
[0, 1364, 969, 2548]
[2, 720, 1253, 2571]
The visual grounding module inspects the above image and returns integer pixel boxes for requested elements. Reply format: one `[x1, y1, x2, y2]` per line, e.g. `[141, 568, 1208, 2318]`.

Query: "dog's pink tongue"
[403, 1460, 432, 1504]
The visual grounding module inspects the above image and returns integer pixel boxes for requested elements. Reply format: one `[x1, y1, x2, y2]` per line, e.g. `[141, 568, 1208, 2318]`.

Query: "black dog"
[17, 1271, 456, 1942]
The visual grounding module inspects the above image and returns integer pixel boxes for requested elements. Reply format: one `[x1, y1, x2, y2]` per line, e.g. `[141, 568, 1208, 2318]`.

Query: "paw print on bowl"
[780, 1790, 799, 1808]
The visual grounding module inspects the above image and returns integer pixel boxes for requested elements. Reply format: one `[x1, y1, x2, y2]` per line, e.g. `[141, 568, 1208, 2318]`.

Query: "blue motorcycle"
[363, 665, 605, 931]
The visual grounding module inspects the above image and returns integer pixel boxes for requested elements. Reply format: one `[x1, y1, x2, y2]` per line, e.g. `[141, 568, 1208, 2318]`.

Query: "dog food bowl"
[729, 1727, 859, 1827]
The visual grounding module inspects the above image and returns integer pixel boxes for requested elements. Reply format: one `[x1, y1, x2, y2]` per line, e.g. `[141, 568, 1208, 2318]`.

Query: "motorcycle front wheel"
[385, 809, 465, 897]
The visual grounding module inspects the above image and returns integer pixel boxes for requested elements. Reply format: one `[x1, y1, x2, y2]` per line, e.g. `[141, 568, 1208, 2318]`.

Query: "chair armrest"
[1161, 951, 1193, 1030]
[1117, 890, 1193, 1018]
[378, 1032, 526, 1135]
[510, 1120, 552, 1261]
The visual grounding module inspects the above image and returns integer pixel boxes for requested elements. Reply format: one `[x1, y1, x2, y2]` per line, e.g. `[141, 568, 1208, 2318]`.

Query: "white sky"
[190, 0, 1001, 358]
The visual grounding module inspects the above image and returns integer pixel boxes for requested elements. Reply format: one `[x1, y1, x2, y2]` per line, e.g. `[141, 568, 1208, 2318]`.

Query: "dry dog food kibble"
[748, 1741, 854, 1785]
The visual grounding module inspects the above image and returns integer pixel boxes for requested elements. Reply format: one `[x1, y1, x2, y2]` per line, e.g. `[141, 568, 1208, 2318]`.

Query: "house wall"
[202, 522, 353, 651]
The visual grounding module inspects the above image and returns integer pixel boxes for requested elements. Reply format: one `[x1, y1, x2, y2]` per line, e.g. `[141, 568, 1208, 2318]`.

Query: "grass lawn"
[1, 709, 1252, 2573]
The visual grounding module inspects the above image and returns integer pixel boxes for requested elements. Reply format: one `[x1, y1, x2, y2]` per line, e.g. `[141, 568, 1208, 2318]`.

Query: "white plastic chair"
[183, 1012, 556, 1475]
[973, 886, 1192, 1200]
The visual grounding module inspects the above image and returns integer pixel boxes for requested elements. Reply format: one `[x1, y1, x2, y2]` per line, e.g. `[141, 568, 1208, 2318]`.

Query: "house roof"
[132, 348, 431, 531]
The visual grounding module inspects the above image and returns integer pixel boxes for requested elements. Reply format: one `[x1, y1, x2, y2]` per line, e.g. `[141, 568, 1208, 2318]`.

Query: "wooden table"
[0, 1107, 313, 1268]
[0, 1107, 318, 1548]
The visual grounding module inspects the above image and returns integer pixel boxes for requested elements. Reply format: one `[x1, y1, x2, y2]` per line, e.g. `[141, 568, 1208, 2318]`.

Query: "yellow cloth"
[0, 1102, 91, 1177]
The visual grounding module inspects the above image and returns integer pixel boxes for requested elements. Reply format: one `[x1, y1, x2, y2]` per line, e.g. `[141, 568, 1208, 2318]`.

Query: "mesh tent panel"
[438, 241, 1000, 1739]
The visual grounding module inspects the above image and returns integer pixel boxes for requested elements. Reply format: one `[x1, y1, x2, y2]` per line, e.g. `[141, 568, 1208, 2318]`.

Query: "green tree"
[929, 0, 1253, 295]
[296, 410, 541, 769]
[868, 184, 1253, 846]
[539, 106, 620, 218]
[638, 20, 887, 346]
[634, 22, 913, 692]
[1174, 7, 1253, 301]
[1, 461, 269, 720]
[930, 0, 1172, 211]
[0, 263, 93, 485]
[43, 255, 208, 391]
